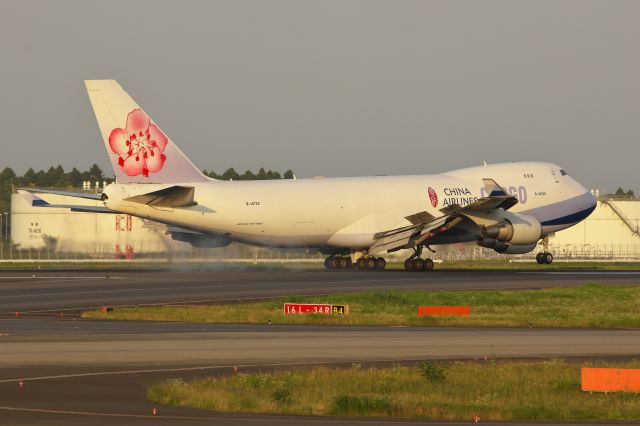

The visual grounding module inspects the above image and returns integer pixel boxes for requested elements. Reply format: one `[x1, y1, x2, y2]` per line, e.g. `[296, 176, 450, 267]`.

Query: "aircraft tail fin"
[84, 80, 209, 184]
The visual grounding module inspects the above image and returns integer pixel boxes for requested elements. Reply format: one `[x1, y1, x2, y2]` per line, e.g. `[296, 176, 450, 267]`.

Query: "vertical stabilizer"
[85, 80, 209, 183]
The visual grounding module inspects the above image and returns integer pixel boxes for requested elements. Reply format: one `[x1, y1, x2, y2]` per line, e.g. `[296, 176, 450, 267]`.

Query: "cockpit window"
[560, 169, 567, 176]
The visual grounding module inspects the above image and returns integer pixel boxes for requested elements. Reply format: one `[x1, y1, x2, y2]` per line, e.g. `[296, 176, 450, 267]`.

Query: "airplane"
[19, 80, 597, 271]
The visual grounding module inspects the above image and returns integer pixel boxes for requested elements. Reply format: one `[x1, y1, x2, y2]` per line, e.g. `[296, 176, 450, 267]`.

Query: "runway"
[2, 268, 640, 315]
[2, 268, 640, 425]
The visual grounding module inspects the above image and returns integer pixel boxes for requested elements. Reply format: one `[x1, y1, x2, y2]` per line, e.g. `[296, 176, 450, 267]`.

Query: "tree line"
[0, 165, 295, 216]
[203, 167, 294, 180]
[612, 187, 635, 198]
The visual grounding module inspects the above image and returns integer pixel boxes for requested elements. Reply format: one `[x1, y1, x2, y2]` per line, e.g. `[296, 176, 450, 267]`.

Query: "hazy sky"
[1, 1, 638, 192]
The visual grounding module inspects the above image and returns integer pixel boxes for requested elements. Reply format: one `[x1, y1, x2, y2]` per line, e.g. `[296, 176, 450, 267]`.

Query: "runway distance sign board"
[284, 303, 349, 315]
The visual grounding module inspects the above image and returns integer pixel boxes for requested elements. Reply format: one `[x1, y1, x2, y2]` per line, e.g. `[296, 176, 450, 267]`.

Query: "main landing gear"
[324, 255, 386, 271]
[536, 252, 553, 264]
[536, 235, 553, 264]
[404, 245, 434, 272]
[324, 255, 352, 270]
[356, 256, 386, 271]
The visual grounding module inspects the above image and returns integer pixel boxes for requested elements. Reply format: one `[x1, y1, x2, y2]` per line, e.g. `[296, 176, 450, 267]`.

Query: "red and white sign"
[284, 303, 332, 315]
[427, 187, 438, 208]
[283, 304, 349, 315]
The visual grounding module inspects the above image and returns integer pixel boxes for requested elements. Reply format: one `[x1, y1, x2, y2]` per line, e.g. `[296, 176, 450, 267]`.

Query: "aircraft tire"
[535, 253, 544, 264]
[543, 252, 554, 264]
[423, 258, 434, 271]
[365, 258, 376, 270]
[412, 258, 425, 271]
[374, 257, 386, 271]
[356, 258, 367, 270]
[338, 257, 349, 269]
[404, 259, 413, 271]
[324, 257, 333, 269]
[331, 257, 342, 269]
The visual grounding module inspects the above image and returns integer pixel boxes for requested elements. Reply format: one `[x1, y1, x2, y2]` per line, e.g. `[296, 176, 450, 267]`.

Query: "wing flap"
[124, 185, 196, 208]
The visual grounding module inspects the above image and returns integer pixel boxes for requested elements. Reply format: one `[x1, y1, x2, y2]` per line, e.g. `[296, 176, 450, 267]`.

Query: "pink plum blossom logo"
[428, 187, 438, 208]
[108, 109, 167, 177]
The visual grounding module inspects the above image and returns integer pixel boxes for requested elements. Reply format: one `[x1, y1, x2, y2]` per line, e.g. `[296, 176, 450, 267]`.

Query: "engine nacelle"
[480, 213, 542, 245]
[479, 238, 537, 254]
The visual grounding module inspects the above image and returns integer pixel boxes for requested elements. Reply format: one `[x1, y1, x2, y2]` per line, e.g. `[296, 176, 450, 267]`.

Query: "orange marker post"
[418, 306, 470, 316]
[582, 368, 640, 392]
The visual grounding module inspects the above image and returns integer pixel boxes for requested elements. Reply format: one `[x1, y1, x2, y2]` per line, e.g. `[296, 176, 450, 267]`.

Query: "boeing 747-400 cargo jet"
[20, 80, 597, 271]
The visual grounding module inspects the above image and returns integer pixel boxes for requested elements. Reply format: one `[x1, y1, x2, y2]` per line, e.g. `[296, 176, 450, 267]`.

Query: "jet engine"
[480, 212, 542, 245]
[478, 238, 537, 254]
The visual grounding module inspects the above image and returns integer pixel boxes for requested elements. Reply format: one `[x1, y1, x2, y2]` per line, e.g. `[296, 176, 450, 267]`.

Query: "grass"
[147, 359, 640, 420]
[84, 284, 640, 328]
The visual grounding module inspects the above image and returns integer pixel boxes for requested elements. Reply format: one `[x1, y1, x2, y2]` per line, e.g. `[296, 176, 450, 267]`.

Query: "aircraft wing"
[368, 178, 518, 254]
[17, 190, 113, 213]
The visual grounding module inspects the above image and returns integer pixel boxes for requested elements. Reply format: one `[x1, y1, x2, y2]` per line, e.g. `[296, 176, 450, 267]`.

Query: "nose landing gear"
[536, 252, 553, 264]
[535, 236, 553, 264]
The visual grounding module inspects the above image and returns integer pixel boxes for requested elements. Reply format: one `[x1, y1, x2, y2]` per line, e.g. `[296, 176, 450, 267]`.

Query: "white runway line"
[519, 271, 640, 275]
[0, 405, 520, 424]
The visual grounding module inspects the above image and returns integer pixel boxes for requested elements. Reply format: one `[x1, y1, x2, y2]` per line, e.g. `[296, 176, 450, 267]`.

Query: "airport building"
[5, 192, 640, 261]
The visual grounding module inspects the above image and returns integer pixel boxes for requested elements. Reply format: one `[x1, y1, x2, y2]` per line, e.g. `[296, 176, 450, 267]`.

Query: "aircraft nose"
[581, 189, 597, 213]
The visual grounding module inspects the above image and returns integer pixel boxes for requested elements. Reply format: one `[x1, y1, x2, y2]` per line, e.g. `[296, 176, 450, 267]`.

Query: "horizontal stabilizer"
[16, 190, 112, 213]
[124, 185, 196, 208]
[18, 188, 103, 200]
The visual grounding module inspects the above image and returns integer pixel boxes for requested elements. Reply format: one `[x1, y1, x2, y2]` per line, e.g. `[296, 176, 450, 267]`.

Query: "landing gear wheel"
[324, 257, 333, 269]
[404, 258, 413, 271]
[331, 257, 341, 269]
[422, 258, 434, 271]
[412, 258, 425, 271]
[356, 258, 367, 270]
[338, 257, 349, 269]
[536, 252, 553, 264]
[365, 258, 376, 270]
[374, 257, 386, 271]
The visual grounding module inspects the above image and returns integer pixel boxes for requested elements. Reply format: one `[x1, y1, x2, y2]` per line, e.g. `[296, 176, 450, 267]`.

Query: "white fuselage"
[102, 162, 596, 251]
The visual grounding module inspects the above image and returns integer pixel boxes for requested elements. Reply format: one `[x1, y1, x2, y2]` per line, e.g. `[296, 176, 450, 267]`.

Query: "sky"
[0, 0, 638, 193]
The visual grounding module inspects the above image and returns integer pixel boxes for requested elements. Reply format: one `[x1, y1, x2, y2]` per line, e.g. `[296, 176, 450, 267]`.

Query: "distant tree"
[0, 167, 16, 181]
[615, 187, 626, 196]
[23, 168, 36, 183]
[221, 167, 240, 181]
[627, 189, 635, 198]
[68, 167, 83, 187]
[241, 170, 256, 180]
[283, 169, 294, 179]
[256, 168, 267, 180]
[265, 169, 281, 179]
[87, 164, 105, 182]
[35, 170, 47, 187]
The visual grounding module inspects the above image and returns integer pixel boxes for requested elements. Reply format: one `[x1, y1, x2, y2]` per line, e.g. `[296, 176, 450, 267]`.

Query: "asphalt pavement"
[1, 268, 640, 425]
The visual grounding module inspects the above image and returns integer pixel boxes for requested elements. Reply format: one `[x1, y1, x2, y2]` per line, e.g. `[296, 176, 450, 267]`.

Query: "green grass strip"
[84, 284, 640, 328]
[148, 359, 640, 420]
